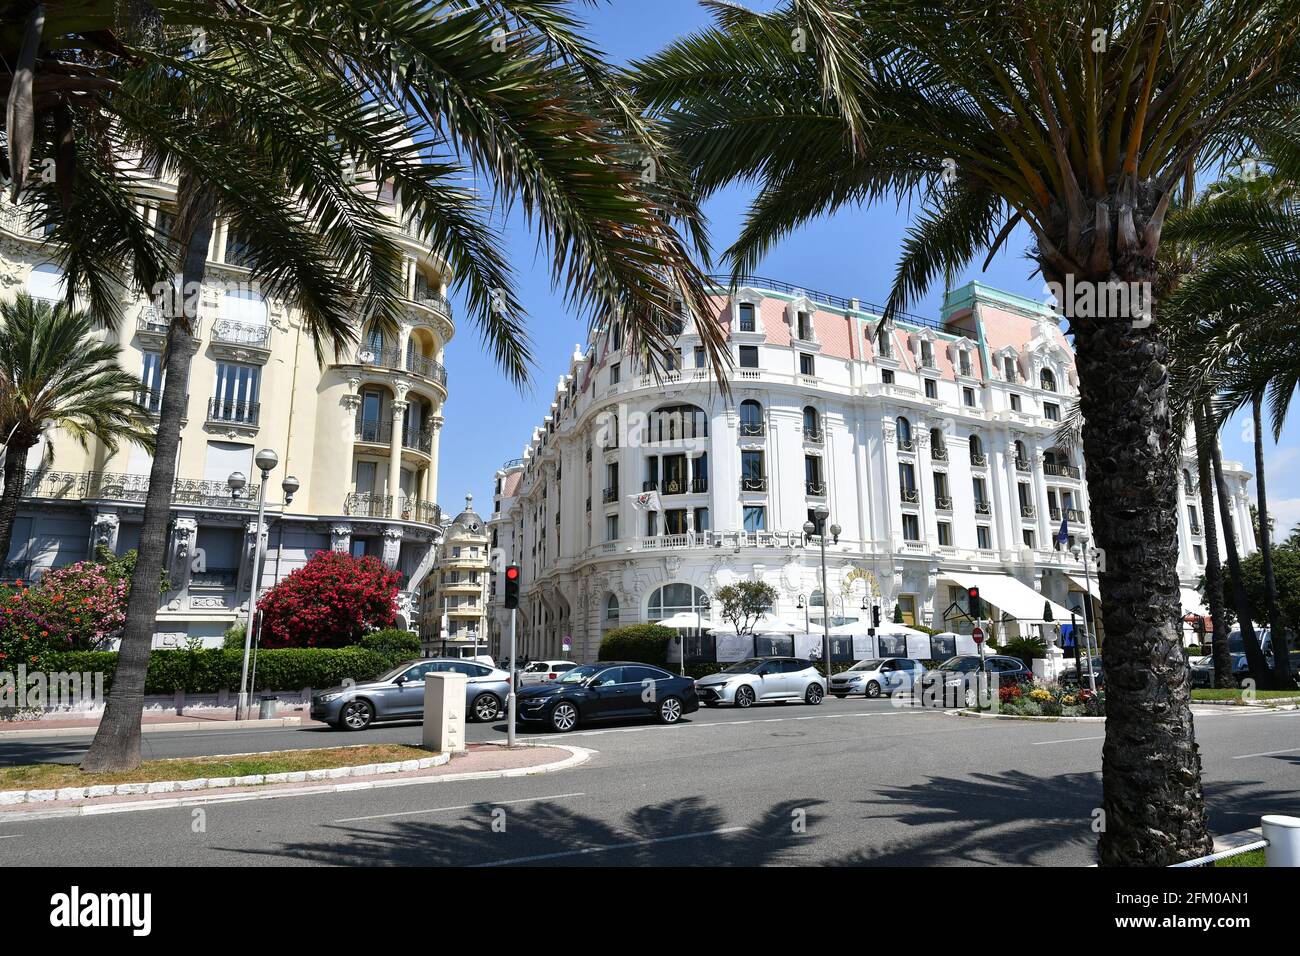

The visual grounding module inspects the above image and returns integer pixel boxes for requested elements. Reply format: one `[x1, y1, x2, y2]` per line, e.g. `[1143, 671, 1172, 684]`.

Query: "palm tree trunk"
[1252, 396, 1293, 688]
[1193, 405, 1233, 687]
[81, 185, 215, 772]
[0, 440, 31, 572]
[1067, 289, 1210, 866]
[1208, 406, 1272, 689]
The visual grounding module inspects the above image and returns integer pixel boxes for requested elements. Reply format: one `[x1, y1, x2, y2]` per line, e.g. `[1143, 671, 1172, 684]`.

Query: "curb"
[0, 744, 593, 822]
[0, 716, 304, 739]
[0, 753, 448, 806]
[1191, 697, 1300, 709]
[946, 708, 1105, 723]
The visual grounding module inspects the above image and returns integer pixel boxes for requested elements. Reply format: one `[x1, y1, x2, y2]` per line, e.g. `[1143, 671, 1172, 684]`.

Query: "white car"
[829, 657, 925, 698]
[519, 660, 579, 684]
[694, 657, 826, 708]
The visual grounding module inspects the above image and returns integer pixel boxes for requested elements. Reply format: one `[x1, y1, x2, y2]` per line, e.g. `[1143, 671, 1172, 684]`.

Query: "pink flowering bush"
[257, 551, 401, 649]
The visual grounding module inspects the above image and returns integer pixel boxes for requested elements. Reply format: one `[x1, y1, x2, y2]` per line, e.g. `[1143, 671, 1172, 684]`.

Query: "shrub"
[999, 636, 1047, 669]
[256, 551, 401, 649]
[598, 624, 674, 667]
[359, 629, 422, 663]
[223, 623, 246, 650]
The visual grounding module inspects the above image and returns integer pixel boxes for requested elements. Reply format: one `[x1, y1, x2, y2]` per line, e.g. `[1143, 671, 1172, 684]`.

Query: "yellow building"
[421, 494, 490, 656]
[0, 186, 452, 647]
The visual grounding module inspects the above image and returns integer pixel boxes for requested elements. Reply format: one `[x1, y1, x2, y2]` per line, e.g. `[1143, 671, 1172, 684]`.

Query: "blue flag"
[1055, 515, 1069, 548]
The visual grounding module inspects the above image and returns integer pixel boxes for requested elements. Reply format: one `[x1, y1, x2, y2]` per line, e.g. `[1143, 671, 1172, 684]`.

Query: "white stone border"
[0, 753, 448, 806]
[948, 708, 1105, 723]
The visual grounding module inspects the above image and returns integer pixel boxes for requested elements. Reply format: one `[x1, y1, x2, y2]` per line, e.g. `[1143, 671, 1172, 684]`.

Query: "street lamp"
[1070, 533, 1100, 694]
[796, 593, 809, 635]
[231, 448, 278, 719]
[802, 504, 841, 685]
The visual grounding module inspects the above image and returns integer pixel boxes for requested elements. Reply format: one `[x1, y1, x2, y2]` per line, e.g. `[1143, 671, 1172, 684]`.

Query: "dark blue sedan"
[514, 661, 698, 732]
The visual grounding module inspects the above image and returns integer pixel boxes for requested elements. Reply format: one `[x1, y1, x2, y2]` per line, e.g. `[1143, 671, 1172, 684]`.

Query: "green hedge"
[597, 624, 673, 667]
[46, 647, 395, 695]
[359, 629, 422, 659]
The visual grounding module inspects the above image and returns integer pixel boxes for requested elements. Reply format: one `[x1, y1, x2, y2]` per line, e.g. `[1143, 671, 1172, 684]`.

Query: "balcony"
[602, 488, 618, 504]
[343, 491, 391, 518]
[975, 499, 991, 515]
[355, 418, 391, 444]
[740, 475, 768, 492]
[135, 387, 162, 417]
[412, 288, 452, 319]
[802, 427, 824, 444]
[934, 495, 953, 511]
[897, 436, 915, 452]
[806, 480, 827, 496]
[1015, 458, 1030, 472]
[690, 477, 709, 494]
[739, 421, 765, 437]
[406, 351, 448, 387]
[1043, 462, 1082, 479]
[402, 428, 433, 456]
[642, 480, 659, 492]
[210, 319, 271, 362]
[970, 452, 988, 467]
[1021, 503, 1037, 519]
[190, 567, 239, 588]
[1190, 522, 1203, 535]
[900, 487, 919, 504]
[207, 398, 260, 431]
[660, 477, 694, 495]
[931, 445, 947, 461]
[355, 346, 448, 391]
[22, 470, 261, 509]
[136, 307, 201, 350]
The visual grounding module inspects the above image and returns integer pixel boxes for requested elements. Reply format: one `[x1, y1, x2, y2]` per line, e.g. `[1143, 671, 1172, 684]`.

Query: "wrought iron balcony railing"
[21, 471, 260, 508]
[740, 475, 768, 492]
[211, 319, 271, 349]
[208, 398, 260, 426]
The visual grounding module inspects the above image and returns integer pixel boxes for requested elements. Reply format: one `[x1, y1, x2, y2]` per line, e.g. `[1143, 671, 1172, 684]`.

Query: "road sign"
[562, 635, 571, 652]
[972, 626, 985, 644]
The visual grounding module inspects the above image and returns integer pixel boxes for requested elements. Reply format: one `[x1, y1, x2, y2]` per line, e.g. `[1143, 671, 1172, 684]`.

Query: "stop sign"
[972, 626, 985, 644]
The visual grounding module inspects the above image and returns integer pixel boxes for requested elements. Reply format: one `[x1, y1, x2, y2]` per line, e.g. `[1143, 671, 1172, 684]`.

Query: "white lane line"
[1032, 736, 1105, 746]
[1231, 746, 1300, 760]
[509, 708, 922, 742]
[474, 826, 748, 866]
[335, 791, 585, 824]
[0, 834, 22, 840]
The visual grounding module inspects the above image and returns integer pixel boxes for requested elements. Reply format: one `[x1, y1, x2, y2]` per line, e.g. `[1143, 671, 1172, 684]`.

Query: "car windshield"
[849, 659, 883, 671]
[720, 658, 766, 674]
[938, 657, 981, 673]
[377, 662, 419, 682]
[557, 664, 602, 684]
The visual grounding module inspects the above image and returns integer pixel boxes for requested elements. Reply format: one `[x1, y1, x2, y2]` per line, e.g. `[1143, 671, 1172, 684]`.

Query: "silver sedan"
[311, 659, 512, 729]
[695, 657, 826, 708]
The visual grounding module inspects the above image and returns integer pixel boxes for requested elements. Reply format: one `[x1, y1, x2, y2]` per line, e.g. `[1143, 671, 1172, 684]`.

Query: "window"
[920, 339, 935, 368]
[1041, 368, 1057, 391]
[802, 406, 820, 435]
[738, 302, 756, 332]
[799, 352, 816, 376]
[739, 400, 764, 435]
[902, 513, 920, 541]
[212, 362, 260, 422]
[896, 416, 913, 448]
[963, 386, 976, 407]
[881, 369, 895, 384]
[1193, 545, 1204, 564]
[977, 526, 992, 549]
[648, 583, 710, 620]
[1023, 529, 1036, 548]
[739, 345, 759, 368]
[610, 362, 621, 385]
[605, 514, 619, 541]
[1187, 504, 1201, 532]
[694, 346, 705, 367]
[742, 505, 766, 532]
[1004, 356, 1018, 381]
[1044, 402, 1060, 421]
[969, 434, 985, 462]
[958, 350, 972, 377]
[805, 455, 823, 493]
[1010, 393, 1021, 411]
[937, 521, 953, 546]
[933, 471, 949, 500]
[224, 229, 256, 268]
[973, 476, 987, 505]
[796, 310, 813, 340]
[924, 379, 938, 399]
[612, 322, 623, 351]
[741, 450, 765, 487]
[878, 329, 893, 358]
[645, 510, 658, 536]
[140, 350, 164, 411]
[898, 462, 917, 495]
[694, 507, 710, 532]
[605, 593, 620, 625]
[646, 404, 709, 442]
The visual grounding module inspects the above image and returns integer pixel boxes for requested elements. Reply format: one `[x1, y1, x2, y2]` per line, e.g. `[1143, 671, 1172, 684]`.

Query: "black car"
[514, 661, 699, 732]
[919, 654, 1033, 707]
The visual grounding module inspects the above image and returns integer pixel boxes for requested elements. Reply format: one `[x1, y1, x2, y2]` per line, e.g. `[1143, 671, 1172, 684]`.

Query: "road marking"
[1231, 746, 1300, 760]
[508, 707, 923, 742]
[1032, 736, 1104, 746]
[0, 834, 22, 840]
[334, 791, 585, 823]
[474, 826, 748, 866]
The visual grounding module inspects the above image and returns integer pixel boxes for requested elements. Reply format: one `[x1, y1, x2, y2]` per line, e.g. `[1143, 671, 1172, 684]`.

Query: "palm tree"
[5, 3, 719, 771]
[0, 294, 154, 564]
[635, 0, 1300, 864]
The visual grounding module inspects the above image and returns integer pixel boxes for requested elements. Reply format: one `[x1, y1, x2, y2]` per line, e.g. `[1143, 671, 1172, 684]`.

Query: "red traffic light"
[505, 565, 520, 581]
[504, 563, 521, 609]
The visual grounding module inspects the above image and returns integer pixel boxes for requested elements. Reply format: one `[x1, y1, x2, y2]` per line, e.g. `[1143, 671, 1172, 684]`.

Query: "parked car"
[1189, 630, 1284, 688]
[514, 662, 698, 732]
[829, 657, 925, 698]
[694, 657, 826, 708]
[519, 660, 579, 684]
[1060, 655, 1105, 689]
[312, 659, 512, 729]
[920, 654, 1032, 708]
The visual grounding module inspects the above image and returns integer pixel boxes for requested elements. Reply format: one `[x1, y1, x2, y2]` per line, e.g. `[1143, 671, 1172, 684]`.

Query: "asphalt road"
[2, 700, 1296, 866]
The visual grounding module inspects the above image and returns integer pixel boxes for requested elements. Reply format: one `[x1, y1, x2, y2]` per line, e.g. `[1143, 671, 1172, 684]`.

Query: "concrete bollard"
[1261, 815, 1300, 867]
[422, 672, 468, 754]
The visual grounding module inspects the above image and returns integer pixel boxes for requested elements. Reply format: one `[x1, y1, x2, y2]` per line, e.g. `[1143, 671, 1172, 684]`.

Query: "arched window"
[647, 583, 710, 621]
[1014, 440, 1027, 465]
[896, 416, 913, 449]
[1040, 368, 1057, 392]
[1043, 449, 1059, 468]
[1183, 469, 1195, 494]
[930, 428, 946, 460]
[739, 400, 764, 436]
[605, 593, 619, 625]
[26, 263, 65, 303]
[646, 403, 708, 443]
[802, 406, 820, 436]
[969, 434, 985, 464]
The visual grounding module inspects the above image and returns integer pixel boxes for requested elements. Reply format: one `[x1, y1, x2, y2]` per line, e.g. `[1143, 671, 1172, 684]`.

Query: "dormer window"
[738, 302, 756, 332]
[877, 327, 893, 358]
[796, 310, 813, 341]
[1041, 368, 1057, 392]
[920, 339, 935, 369]
[958, 349, 971, 377]
[1004, 355, 1018, 381]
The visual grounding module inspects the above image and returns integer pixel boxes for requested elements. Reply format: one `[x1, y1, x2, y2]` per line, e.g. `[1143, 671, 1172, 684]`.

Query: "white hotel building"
[487, 276, 1254, 664]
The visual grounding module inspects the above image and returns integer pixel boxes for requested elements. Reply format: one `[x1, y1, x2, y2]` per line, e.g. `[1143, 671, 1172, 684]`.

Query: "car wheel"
[340, 698, 374, 731]
[734, 685, 756, 708]
[804, 683, 824, 705]
[865, 680, 882, 699]
[657, 696, 684, 724]
[472, 693, 503, 723]
[550, 701, 579, 732]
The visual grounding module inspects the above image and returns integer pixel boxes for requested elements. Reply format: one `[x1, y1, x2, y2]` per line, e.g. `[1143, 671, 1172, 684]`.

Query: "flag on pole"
[1055, 514, 1069, 549]
[629, 490, 662, 512]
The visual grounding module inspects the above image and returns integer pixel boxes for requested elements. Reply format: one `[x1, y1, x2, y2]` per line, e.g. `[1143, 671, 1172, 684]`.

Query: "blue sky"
[436, 0, 1299, 538]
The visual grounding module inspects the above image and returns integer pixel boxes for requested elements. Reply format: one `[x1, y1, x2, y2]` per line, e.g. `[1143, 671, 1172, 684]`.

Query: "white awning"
[941, 571, 1073, 623]
[1180, 587, 1209, 619]
[1067, 574, 1100, 600]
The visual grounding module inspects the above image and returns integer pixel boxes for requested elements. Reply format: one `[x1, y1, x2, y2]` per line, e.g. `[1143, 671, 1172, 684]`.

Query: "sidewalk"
[0, 706, 316, 738]
[0, 742, 592, 821]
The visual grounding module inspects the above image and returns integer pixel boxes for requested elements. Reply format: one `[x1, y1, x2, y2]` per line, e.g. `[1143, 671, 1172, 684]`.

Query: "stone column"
[428, 413, 444, 506]
[170, 517, 198, 592]
[330, 523, 353, 553]
[388, 394, 409, 517]
[237, 518, 267, 602]
[381, 526, 403, 570]
[90, 511, 120, 557]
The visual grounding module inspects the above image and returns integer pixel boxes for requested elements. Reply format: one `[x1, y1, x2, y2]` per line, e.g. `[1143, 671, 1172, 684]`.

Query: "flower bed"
[991, 681, 1106, 717]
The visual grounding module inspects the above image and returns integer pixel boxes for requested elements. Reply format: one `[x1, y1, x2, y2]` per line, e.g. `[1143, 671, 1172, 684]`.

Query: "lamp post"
[230, 448, 280, 720]
[797, 593, 809, 635]
[1070, 533, 1100, 694]
[803, 505, 841, 684]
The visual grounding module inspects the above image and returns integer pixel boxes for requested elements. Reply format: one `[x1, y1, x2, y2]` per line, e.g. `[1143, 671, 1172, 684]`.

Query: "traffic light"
[871, 604, 881, 628]
[967, 586, 982, 619]
[504, 564, 521, 609]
